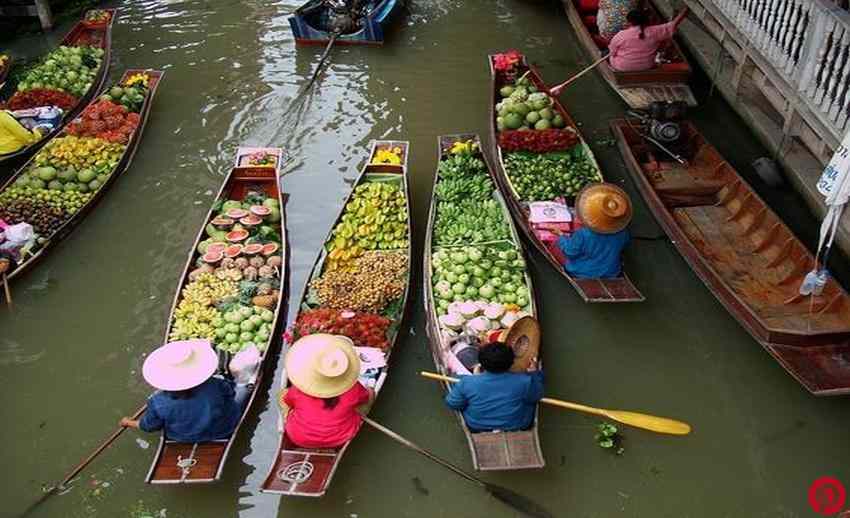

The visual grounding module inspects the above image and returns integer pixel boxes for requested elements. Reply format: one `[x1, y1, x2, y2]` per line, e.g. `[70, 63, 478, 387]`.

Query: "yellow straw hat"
[285, 334, 361, 398]
[503, 316, 541, 372]
[575, 183, 633, 234]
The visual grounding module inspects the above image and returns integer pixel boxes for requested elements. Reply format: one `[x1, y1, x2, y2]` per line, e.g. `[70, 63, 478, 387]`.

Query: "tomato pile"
[295, 309, 392, 350]
[498, 128, 579, 153]
[66, 100, 141, 144]
[6, 88, 79, 111]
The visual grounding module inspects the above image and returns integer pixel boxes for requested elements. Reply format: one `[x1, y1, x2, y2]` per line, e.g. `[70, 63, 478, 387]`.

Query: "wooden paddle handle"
[2, 273, 12, 309]
[550, 54, 609, 95]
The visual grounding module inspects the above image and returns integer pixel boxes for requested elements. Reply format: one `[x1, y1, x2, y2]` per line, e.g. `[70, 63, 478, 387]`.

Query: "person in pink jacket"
[608, 7, 688, 72]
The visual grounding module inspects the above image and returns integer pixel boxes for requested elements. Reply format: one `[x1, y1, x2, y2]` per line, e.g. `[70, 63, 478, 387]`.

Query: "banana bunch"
[181, 272, 237, 306]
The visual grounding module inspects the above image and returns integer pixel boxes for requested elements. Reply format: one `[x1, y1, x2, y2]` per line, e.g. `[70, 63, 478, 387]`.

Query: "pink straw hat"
[142, 340, 219, 391]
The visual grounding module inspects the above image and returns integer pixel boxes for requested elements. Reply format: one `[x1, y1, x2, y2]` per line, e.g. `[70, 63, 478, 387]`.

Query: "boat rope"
[176, 444, 199, 482]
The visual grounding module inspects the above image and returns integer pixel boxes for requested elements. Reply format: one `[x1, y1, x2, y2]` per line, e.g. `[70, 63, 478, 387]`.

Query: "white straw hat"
[142, 340, 219, 391]
[285, 334, 361, 398]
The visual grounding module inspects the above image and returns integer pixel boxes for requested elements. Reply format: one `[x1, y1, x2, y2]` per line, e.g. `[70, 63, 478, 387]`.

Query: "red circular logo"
[809, 477, 846, 516]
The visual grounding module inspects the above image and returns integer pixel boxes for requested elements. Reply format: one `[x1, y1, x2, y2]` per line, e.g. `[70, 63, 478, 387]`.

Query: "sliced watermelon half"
[261, 242, 280, 256]
[250, 205, 272, 217]
[224, 244, 243, 258]
[244, 243, 264, 255]
[202, 250, 224, 264]
[206, 242, 227, 255]
[226, 229, 249, 242]
[211, 216, 234, 229]
[239, 215, 262, 227]
[226, 208, 249, 219]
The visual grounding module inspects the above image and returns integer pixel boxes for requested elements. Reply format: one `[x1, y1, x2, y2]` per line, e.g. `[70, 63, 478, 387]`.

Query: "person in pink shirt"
[608, 7, 688, 72]
[279, 334, 375, 448]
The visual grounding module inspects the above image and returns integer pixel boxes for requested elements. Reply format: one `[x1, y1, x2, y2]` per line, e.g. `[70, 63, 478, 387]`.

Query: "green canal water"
[2, 1, 850, 517]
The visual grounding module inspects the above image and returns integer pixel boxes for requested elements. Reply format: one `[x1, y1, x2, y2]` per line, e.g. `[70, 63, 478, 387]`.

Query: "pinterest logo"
[809, 477, 847, 516]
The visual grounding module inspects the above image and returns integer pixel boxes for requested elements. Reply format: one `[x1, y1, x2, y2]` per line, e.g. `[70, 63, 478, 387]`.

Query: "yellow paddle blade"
[601, 409, 691, 435]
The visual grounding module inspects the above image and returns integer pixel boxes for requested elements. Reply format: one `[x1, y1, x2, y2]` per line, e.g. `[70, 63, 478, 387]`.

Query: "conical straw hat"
[285, 334, 361, 398]
[575, 183, 633, 234]
[503, 316, 541, 372]
[143, 340, 219, 391]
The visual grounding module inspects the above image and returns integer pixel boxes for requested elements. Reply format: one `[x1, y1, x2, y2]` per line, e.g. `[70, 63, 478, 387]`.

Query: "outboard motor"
[645, 101, 687, 143]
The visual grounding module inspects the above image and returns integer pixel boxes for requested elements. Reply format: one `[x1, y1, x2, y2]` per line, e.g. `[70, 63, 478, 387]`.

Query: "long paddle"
[548, 53, 610, 96]
[420, 371, 691, 436]
[360, 416, 554, 518]
[2, 272, 12, 309]
[18, 404, 147, 517]
[304, 31, 341, 92]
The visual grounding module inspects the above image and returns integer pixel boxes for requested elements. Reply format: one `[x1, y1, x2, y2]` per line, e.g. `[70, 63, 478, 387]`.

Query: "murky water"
[2, 1, 850, 517]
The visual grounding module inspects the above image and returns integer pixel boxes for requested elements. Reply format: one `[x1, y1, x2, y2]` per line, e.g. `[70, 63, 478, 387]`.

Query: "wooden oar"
[304, 31, 341, 92]
[18, 404, 147, 517]
[361, 416, 553, 518]
[420, 371, 691, 436]
[2, 272, 12, 309]
[548, 53, 610, 96]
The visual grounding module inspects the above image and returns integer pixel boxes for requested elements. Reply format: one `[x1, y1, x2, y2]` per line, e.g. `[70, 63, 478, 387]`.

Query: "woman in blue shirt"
[557, 183, 633, 279]
[120, 340, 253, 443]
[445, 342, 543, 433]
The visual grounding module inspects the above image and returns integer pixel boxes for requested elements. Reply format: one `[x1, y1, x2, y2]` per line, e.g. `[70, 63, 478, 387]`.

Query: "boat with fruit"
[261, 140, 412, 497]
[0, 69, 162, 282]
[610, 118, 850, 395]
[289, 0, 403, 46]
[487, 52, 644, 302]
[561, 0, 696, 108]
[0, 9, 116, 166]
[424, 134, 544, 470]
[145, 146, 288, 483]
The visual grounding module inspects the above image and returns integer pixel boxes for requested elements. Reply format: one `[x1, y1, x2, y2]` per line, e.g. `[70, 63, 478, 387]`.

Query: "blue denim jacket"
[558, 227, 629, 279]
[445, 371, 544, 432]
[140, 377, 241, 442]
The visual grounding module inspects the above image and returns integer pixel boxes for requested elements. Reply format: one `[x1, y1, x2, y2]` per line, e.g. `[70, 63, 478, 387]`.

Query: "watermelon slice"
[239, 215, 262, 227]
[211, 216, 234, 229]
[261, 242, 279, 256]
[206, 242, 227, 255]
[202, 250, 224, 264]
[224, 244, 243, 258]
[226, 208, 249, 219]
[226, 229, 249, 242]
[250, 205, 272, 217]
[244, 243, 264, 255]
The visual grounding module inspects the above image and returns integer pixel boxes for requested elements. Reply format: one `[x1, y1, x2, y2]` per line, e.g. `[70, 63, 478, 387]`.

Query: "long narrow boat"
[262, 140, 412, 496]
[289, 0, 403, 46]
[0, 9, 116, 165]
[610, 119, 850, 395]
[1, 69, 162, 282]
[487, 53, 644, 302]
[561, 0, 696, 108]
[423, 134, 544, 470]
[146, 147, 288, 483]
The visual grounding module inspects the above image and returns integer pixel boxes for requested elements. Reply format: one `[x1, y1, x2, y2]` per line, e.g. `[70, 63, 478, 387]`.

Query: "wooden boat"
[562, 0, 696, 109]
[487, 54, 644, 302]
[2, 69, 162, 283]
[289, 0, 403, 46]
[261, 139, 412, 496]
[423, 134, 544, 470]
[610, 119, 850, 395]
[0, 9, 116, 165]
[145, 146, 288, 483]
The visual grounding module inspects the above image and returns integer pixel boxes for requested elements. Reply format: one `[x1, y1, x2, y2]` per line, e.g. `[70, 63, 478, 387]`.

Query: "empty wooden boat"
[487, 53, 644, 302]
[1, 69, 162, 283]
[562, 0, 696, 108]
[261, 140, 412, 496]
[0, 9, 116, 165]
[423, 133, 544, 470]
[611, 118, 850, 395]
[289, 0, 403, 46]
[146, 146, 288, 483]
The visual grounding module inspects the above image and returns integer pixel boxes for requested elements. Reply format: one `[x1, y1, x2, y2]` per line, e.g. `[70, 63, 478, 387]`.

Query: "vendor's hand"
[526, 357, 539, 372]
[119, 417, 138, 428]
[0, 260, 8, 274]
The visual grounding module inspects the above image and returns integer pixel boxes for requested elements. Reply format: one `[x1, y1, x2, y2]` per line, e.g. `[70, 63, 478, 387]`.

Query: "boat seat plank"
[149, 443, 225, 482]
[620, 85, 697, 107]
[673, 205, 850, 334]
[766, 343, 850, 395]
[471, 430, 544, 470]
[262, 448, 341, 495]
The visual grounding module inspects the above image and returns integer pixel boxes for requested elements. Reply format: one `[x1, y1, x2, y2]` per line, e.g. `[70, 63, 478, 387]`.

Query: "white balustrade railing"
[701, 0, 850, 139]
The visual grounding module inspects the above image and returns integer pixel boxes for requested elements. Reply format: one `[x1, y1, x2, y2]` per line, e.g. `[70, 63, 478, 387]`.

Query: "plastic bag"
[229, 345, 260, 385]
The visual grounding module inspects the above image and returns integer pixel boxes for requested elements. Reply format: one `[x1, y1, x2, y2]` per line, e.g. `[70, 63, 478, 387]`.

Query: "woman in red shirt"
[279, 334, 374, 448]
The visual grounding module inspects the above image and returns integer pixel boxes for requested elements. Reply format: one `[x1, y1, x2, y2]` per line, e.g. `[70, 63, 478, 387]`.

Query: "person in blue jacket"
[445, 342, 543, 433]
[557, 183, 632, 279]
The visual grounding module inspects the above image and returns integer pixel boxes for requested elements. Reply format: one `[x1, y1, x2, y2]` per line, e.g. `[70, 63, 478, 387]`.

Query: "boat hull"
[610, 119, 850, 395]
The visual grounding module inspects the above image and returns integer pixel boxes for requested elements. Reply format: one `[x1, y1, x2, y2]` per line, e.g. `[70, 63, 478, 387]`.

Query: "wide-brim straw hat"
[575, 183, 633, 234]
[500, 316, 541, 372]
[285, 334, 361, 398]
[143, 339, 219, 391]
